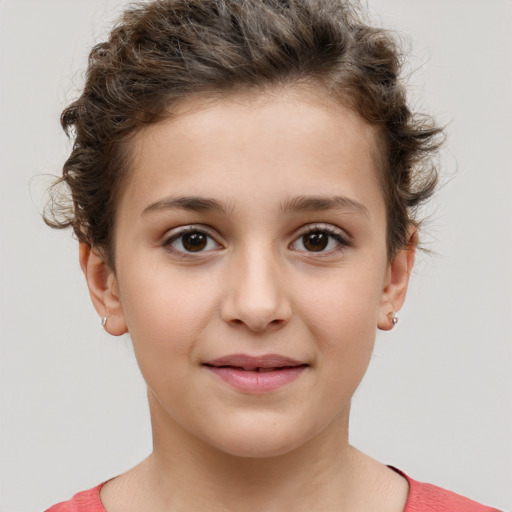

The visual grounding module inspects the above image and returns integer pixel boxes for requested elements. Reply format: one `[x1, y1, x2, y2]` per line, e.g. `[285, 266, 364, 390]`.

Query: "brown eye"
[182, 232, 207, 252]
[302, 232, 328, 252]
[166, 228, 220, 254]
[291, 226, 349, 254]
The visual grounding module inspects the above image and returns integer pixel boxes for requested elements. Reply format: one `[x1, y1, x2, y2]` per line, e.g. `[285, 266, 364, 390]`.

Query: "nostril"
[220, 290, 292, 332]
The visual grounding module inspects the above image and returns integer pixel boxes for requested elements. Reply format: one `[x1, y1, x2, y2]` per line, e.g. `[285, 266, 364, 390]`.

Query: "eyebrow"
[141, 196, 229, 217]
[141, 194, 369, 218]
[280, 195, 369, 217]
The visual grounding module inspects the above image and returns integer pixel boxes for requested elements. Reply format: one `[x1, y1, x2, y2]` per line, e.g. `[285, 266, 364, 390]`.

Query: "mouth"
[203, 354, 309, 392]
[205, 365, 307, 372]
[203, 354, 308, 371]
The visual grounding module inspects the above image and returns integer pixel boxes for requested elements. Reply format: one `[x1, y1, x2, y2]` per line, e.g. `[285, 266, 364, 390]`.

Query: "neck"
[144, 391, 359, 511]
[101, 391, 408, 512]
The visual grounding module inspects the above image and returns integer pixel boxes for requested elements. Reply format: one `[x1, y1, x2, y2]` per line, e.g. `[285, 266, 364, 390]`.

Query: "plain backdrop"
[0, 1, 511, 510]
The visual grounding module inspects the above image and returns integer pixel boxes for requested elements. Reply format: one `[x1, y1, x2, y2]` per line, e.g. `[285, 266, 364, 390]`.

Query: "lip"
[203, 354, 309, 393]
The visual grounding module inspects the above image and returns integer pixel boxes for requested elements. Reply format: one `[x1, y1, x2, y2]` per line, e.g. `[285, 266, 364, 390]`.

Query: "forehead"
[119, 86, 385, 221]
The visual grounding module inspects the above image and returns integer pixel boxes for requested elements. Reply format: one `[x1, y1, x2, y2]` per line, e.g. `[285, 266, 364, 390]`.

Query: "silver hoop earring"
[101, 317, 107, 327]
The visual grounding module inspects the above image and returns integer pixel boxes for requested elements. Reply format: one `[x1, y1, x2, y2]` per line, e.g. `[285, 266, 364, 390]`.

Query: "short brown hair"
[45, 0, 443, 266]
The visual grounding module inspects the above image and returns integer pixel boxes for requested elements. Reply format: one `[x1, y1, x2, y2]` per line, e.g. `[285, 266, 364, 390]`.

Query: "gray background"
[0, 0, 510, 510]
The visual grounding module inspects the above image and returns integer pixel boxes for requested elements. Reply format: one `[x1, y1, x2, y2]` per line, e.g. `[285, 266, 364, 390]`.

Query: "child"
[42, 0, 502, 510]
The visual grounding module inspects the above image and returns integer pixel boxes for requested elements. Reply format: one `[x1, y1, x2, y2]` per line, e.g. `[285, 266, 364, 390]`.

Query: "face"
[84, 88, 413, 458]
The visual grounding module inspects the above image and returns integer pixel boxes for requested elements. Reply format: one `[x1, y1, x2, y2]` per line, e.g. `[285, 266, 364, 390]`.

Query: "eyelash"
[163, 225, 221, 256]
[290, 224, 351, 255]
[162, 224, 351, 257]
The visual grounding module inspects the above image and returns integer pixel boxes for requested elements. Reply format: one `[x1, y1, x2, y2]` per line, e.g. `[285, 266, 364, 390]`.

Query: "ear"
[377, 228, 417, 331]
[79, 242, 128, 336]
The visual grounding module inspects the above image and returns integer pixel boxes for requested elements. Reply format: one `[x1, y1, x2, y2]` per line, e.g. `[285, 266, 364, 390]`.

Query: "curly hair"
[45, 0, 443, 267]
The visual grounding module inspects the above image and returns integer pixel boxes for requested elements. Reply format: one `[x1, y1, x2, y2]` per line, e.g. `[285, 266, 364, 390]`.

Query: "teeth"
[238, 367, 276, 372]
[230, 366, 292, 372]
[239, 367, 278, 372]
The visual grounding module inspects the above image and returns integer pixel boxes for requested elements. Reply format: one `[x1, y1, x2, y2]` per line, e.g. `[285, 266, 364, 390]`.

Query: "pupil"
[183, 232, 207, 252]
[303, 232, 328, 252]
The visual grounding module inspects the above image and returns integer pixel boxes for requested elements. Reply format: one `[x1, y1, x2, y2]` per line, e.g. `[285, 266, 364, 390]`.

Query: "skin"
[81, 87, 415, 511]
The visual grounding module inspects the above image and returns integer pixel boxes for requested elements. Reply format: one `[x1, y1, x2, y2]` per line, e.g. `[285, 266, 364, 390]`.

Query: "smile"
[203, 354, 309, 393]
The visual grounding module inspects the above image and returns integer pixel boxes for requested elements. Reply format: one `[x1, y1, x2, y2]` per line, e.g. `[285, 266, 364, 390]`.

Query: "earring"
[390, 311, 399, 327]
[101, 316, 107, 327]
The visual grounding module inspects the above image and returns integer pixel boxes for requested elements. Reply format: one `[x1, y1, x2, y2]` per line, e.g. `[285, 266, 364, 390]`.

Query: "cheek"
[118, 271, 222, 420]
[293, 268, 383, 381]
[117, 265, 221, 364]
[295, 266, 383, 335]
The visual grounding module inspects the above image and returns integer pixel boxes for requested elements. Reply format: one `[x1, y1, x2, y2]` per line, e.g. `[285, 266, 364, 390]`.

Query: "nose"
[220, 246, 292, 333]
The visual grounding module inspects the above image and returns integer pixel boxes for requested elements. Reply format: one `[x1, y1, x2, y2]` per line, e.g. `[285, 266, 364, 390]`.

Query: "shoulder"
[44, 483, 106, 512]
[391, 468, 502, 512]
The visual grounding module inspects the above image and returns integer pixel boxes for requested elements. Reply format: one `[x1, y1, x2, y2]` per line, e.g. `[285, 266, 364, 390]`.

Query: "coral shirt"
[45, 470, 501, 512]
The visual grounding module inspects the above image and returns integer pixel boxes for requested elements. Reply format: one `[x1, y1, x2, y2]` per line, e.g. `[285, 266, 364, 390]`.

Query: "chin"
[202, 416, 319, 459]
[214, 436, 303, 459]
